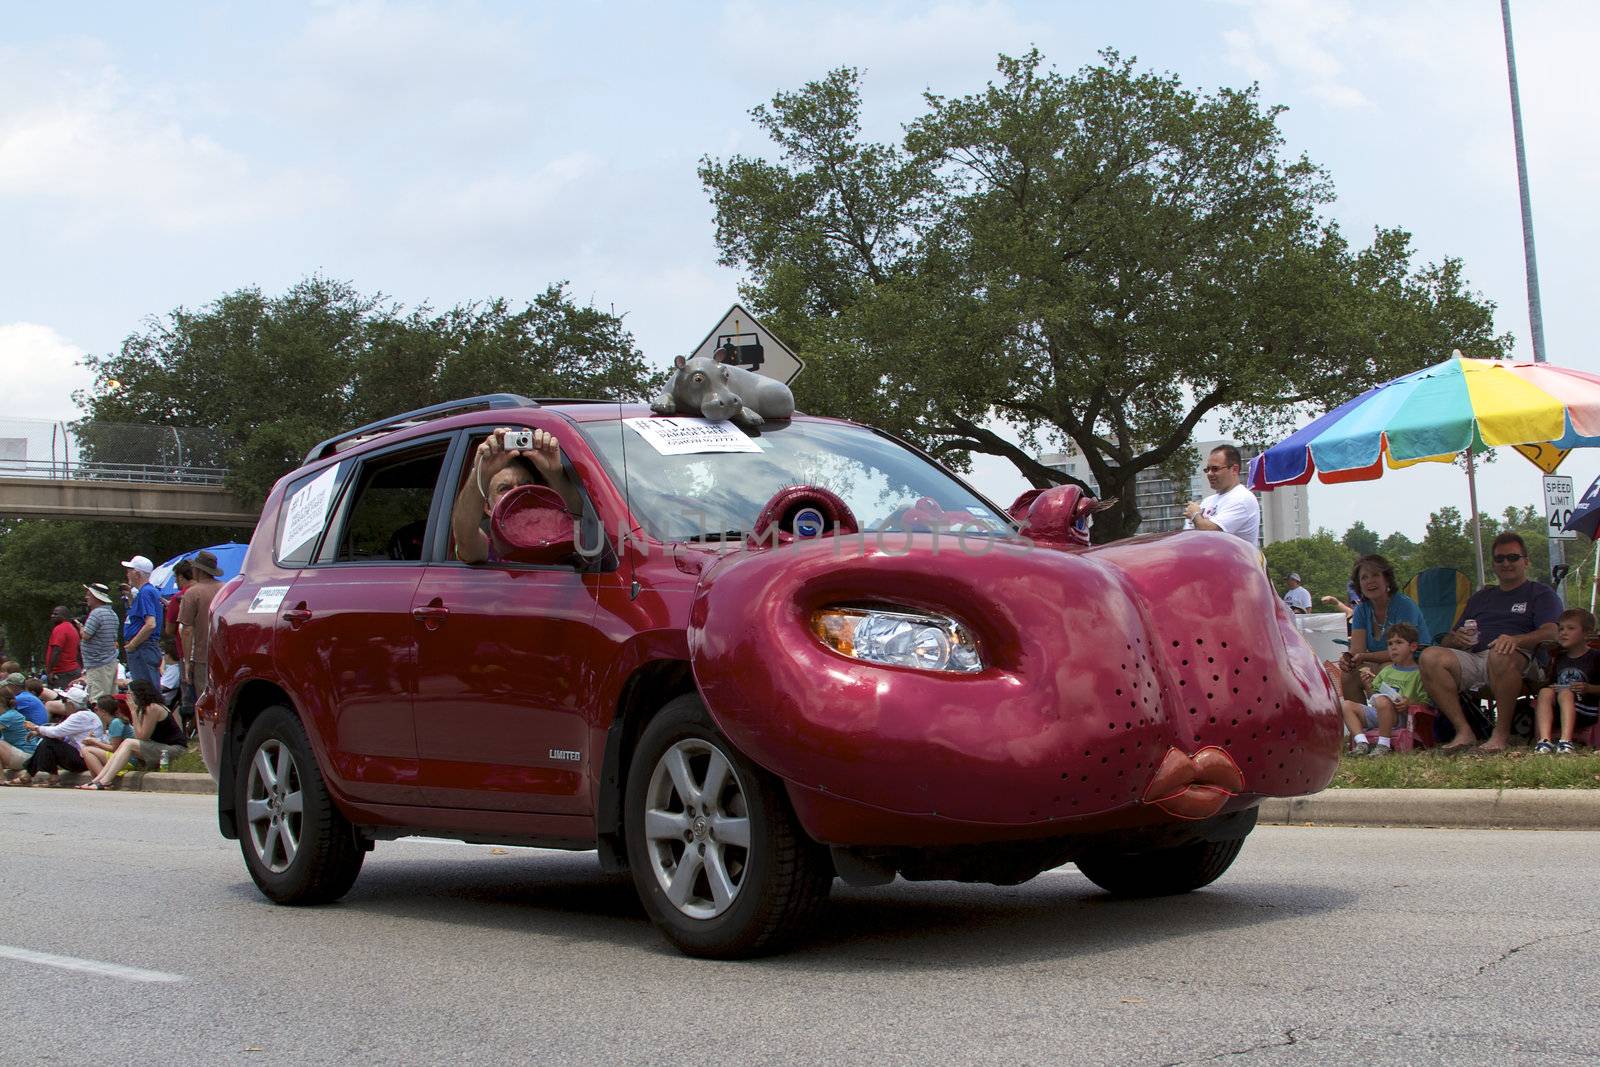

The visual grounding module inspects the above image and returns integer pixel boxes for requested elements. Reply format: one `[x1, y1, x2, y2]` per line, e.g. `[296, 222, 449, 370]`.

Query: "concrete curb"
[1260, 788, 1600, 830]
[118, 772, 216, 795]
[20, 772, 1598, 827]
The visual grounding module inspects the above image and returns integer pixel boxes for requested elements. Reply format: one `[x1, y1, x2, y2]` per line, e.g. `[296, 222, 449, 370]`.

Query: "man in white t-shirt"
[1281, 573, 1312, 613]
[1182, 444, 1261, 544]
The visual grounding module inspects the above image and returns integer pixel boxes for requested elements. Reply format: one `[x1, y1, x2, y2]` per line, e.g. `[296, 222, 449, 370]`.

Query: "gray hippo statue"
[650, 352, 795, 429]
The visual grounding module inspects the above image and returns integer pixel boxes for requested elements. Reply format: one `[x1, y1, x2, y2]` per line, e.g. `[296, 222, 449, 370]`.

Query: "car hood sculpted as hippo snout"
[686, 530, 1341, 828]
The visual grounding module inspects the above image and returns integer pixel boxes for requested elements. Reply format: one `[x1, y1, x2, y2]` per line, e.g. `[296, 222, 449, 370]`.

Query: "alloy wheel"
[642, 738, 752, 920]
[245, 740, 304, 874]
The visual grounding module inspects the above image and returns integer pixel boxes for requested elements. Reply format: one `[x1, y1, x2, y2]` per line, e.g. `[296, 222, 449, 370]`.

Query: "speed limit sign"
[1544, 474, 1577, 540]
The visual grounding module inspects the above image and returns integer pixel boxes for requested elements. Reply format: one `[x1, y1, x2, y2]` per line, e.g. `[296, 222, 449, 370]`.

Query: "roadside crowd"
[1183, 444, 1591, 757]
[1306, 535, 1592, 756]
[0, 549, 223, 788]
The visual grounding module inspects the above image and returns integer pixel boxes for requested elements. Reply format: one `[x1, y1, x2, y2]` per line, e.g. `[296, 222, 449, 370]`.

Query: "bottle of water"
[159, 749, 171, 771]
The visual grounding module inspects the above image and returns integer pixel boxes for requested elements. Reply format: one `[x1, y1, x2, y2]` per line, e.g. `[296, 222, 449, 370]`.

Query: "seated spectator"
[1335, 555, 1430, 706]
[159, 634, 182, 709]
[74, 691, 123, 776]
[1281, 573, 1312, 614]
[1420, 532, 1560, 752]
[1340, 623, 1428, 757]
[8, 695, 115, 785]
[0, 689, 42, 776]
[77, 679, 187, 790]
[2, 674, 49, 726]
[449, 428, 582, 564]
[1534, 608, 1600, 755]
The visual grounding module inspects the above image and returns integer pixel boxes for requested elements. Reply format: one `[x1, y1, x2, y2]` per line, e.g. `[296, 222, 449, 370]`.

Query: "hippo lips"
[1141, 746, 1246, 820]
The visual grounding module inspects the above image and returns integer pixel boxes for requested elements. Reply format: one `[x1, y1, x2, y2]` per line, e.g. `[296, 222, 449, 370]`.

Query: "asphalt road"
[2, 790, 1594, 1066]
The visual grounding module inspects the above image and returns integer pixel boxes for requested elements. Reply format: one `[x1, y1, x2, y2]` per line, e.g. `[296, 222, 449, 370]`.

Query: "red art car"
[199, 395, 1341, 958]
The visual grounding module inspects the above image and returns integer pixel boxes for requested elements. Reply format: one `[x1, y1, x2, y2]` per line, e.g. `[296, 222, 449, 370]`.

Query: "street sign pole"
[1501, 0, 1563, 583]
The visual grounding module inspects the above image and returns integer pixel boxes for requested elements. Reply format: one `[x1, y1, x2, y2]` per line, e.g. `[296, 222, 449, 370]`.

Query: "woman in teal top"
[0, 694, 43, 772]
[1337, 554, 1431, 704]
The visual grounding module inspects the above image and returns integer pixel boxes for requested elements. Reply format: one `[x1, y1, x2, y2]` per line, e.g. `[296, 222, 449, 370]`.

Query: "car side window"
[276, 462, 348, 567]
[322, 441, 450, 564]
[444, 426, 607, 568]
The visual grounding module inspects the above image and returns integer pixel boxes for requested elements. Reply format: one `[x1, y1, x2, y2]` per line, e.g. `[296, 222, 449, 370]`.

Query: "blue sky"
[4, 0, 1597, 541]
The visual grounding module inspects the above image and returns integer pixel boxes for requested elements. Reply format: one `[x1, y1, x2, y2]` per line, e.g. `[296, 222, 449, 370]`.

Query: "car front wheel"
[1074, 836, 1247, 898]
[623, 695, 830, 958]
[236, 706, 364, 905]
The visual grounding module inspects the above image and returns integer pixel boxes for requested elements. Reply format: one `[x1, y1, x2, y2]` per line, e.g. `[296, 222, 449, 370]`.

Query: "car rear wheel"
[623, 695, 830, 958]
[236, 706, 364, 905]
[1074, 836, 1247, 897]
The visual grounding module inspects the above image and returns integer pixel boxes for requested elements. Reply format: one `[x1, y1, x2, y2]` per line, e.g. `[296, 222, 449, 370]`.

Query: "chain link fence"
[0, 418, 233, 485]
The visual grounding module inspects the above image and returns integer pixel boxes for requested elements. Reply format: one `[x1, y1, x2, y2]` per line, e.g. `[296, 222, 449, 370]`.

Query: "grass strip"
[168, 748, 208, 774]
[1331, 748, 1600, 789]
[154, 742, 1600, 789]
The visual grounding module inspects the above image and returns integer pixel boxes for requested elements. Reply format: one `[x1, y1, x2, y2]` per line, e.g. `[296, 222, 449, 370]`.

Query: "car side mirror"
[1008, 484, 1110, 548]
[489, 484, 576, 565]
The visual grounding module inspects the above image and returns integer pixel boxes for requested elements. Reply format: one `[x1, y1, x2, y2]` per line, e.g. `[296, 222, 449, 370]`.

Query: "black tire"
[1075, 836, 1247, 898]
[623, 694, 830, 958]
[236, 705, 364, 905]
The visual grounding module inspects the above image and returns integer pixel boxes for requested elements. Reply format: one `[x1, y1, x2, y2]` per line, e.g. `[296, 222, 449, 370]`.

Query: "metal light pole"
[1501, 0, 1562, 580]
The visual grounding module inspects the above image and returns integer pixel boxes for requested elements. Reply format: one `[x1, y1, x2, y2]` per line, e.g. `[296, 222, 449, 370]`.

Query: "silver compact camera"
[502, 430, 534, 451]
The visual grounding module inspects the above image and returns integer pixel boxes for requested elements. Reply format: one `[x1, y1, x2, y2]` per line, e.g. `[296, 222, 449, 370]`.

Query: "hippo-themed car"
[199, 393, 1342, 958]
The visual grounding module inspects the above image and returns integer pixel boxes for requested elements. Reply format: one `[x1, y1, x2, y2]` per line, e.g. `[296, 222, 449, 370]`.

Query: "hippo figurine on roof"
[650, 346, 795, 430]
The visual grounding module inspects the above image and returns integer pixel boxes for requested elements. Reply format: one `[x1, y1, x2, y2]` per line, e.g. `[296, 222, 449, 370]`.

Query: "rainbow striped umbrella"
[1250, 353, 1600, 583]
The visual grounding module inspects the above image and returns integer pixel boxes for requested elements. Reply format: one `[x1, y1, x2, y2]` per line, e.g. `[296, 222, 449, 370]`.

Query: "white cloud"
[0, 42, 334, 235]
[378, 152, 620, 267]
[1218, 0, 1598, 183]
[713, 0, 1043, 104]
[0, 323, 94, 422]
[1219, 0, 1371, 108]
[280, 0, 535, 135]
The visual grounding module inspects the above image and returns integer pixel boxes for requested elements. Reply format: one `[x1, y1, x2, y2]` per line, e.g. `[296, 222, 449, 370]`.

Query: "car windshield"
[580, 417, 1014, 542]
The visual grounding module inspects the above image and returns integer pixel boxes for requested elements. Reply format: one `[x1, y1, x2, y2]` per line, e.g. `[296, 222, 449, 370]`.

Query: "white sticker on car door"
[247, 586, 290, 614]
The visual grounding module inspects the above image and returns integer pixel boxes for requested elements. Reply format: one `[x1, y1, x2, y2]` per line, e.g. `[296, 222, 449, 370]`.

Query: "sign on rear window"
[277, 464, 344, 566]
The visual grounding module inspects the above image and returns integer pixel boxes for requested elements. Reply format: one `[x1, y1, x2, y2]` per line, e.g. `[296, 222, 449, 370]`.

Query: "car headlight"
[810, 606, 983, 673]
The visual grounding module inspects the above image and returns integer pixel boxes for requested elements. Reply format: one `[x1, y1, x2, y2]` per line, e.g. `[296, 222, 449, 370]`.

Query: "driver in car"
[450, 428, 583, 564]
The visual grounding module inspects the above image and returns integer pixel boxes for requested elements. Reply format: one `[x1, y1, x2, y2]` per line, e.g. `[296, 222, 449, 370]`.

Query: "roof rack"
[302, 393, 536, 464]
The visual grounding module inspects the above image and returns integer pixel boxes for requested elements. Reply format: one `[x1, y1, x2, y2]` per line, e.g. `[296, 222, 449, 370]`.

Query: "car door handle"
[412, 601, 449, 628]
[282, 606, 312, 628]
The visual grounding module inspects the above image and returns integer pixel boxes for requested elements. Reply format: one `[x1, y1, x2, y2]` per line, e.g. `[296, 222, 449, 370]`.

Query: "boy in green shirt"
[1342, 622, 1428, 757]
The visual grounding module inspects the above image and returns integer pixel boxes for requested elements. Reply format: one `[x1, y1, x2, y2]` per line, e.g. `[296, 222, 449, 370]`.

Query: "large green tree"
[700, 51, 1510, 539]
[1263, 530, 1357, 607]
[1341, 521, 1380, 557]
[0, 520, 239, 668]
[78, 276, 652, 505]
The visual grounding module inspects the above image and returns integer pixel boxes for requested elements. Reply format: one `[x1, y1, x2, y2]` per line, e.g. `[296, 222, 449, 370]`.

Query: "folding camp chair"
[1403, 567, 1473, 644]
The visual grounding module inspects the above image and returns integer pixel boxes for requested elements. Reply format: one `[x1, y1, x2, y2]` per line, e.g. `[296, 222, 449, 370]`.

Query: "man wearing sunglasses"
[1419, 531, 1560, 752]
[1182, 445, 1260, 544]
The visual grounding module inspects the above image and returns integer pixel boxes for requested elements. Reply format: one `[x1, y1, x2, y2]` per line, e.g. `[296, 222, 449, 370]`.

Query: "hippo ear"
[674, 355, 687, 369]
[712, 349, 726, 363]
